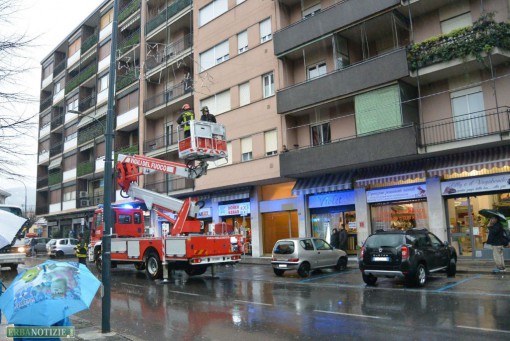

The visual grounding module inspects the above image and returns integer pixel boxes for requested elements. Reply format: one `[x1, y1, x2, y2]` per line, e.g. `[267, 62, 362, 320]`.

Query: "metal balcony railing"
[77, 160, 95, 177]
[144, 131, 178, 151]
[40, 97, 53, 112]
[144, 82, 192, 112]
[78, 120, 106, 144]
[36, 205, 49, 215]
[116, 69, 138, 91]
[145, 33, 192, 72]
[119, 0, 140, 23]
[115, 144, 139, 161]
[145, 0, 191, 35]
[65, 62, 97, 94]
[49, 142, 63, 157]
[51, 114, 64, 130]
[145, 177, 194, 194]
[37, 176, 48, 189]
[81, 34, 98, 54]
[48, 172, 63, 186]
[419, 106, 510, 147]
[53, 60, 66, 77]
[78, 93, 97, 112]
[118, 28, 141, 55]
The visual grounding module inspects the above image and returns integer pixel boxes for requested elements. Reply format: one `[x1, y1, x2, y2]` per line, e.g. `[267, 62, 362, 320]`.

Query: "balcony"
[50, 113, 64, 131]
[274, 0, 400, 56]
[420, 106, 510, 149]
[63, 168, 77, 182]
[144, 132, 178, 154]
[78, 93, 97, 113]
[119, 0, 140, 23]
[116, 107, 138, 130]
[49, 142, 63, 158]
[277, 49, 409, 114]
[145, 0, 192, 36]
[145, 177, 194, 194]
[53, 59, 66, 77]
[77, 160, 95, 177]
[39, 123, 50, 138]
[118, 28, 140, 56]
[37, 176, 48, 189]
[115, 144, 139, 160]
[36, 205, 49, 215]
[48, 171, 63, 186]
[280, 125, 418, 178]
[65, 62, 97, 94]
[145, 34, 192, 73]
[78, 120, 105, 145]
[81, 34, 98, 54]
[40, 97, 53, 112]
[38, 150, 49, 164]
[144, 82, 192, 113]
[116, 69, 138, 92]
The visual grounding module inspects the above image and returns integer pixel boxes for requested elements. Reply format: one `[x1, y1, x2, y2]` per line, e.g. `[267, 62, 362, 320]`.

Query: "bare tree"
[0, 0, 37, 178]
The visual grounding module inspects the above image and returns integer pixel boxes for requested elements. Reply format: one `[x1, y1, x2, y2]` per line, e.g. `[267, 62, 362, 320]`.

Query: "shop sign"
[308, 191, 355, 208]
[441, 174, 510, 196]
[367, 184, 427, 203]
[197, 208, 211, 219]
[218, 202, 250, 216]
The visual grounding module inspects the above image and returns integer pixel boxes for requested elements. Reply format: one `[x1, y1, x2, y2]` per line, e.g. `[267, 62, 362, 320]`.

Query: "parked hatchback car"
[271, 237, 348, 277]
[359, 228, 457, 287]
[25, 237, 52, 256]
[47, 238, 79, 258]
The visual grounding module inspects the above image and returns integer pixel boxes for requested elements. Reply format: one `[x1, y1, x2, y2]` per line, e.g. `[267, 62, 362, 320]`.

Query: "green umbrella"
[479, 209, 507, 222]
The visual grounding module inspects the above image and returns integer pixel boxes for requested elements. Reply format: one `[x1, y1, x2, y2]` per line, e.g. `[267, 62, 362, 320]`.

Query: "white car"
[47, 238, 79, 258]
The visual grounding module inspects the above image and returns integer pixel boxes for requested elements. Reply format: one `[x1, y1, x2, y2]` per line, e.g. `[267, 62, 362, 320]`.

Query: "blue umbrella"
[0, 260, 101, 326]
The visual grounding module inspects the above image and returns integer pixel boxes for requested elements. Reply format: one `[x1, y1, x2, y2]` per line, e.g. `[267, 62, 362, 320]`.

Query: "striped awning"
[428, 147, 510, 177]
[356, 162, 426, 187]
[292, 172, 353, 196]
[48, 157, 62, 170]
[212, 187, 251, 203]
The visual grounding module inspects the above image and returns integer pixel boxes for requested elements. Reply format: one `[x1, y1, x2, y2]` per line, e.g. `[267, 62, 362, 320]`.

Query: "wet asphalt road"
[2, 257, 510, 341]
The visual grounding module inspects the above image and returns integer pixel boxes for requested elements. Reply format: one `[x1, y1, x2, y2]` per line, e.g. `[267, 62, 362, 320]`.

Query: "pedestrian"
[486, 216, 508, 273]
[75, 233, 88, 265]
[177, 103, 195, 138]
[68, 230, 74, 239]
[330, 228, 339, 248]
[338, 223, 348, 252]
[29, 238, 37, 257]
[200, 106, 216, 123]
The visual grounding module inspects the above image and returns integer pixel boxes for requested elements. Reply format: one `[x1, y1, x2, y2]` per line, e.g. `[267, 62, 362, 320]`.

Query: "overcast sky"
[1, 0, 104, 204]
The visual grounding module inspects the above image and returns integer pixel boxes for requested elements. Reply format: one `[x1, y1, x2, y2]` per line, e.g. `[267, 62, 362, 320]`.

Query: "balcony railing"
[53, 60, 66, 77]
[49, 142, 63, 157]
[78, 120, 105, 144]
[48, 172, 63, 186]
[51, 113, 64, 130]
[37, 176, 48, 189]
[144, 131, 178, 151]
[119, 0, 140, 23]
[118, 28, 141, 55]
[77, 160, 95, 177]
[419, 106, 510, 147]
[145, 0, 192, 35]
[65, 62, 97, 94]
[145, 33, 192, 72]
[36, 205, 49, 215]
[408, 15, 510, 71]
[144, 82, 192, 112]
[78, 93, 97, 112]
[40, 96, 53, 112]
[115, 144, 139, 161]
[145, 177, 194, 194]
[81, 34, 98, 54]
[116, 69, 138, 91]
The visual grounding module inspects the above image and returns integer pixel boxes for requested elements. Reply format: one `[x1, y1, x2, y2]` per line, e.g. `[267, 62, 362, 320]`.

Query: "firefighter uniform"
[177, 104, 195, 138]
[75, 236, 88, 265]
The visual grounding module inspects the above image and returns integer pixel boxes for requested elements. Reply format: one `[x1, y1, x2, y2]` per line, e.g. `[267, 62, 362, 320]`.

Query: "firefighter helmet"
[182, 103, 191, 110]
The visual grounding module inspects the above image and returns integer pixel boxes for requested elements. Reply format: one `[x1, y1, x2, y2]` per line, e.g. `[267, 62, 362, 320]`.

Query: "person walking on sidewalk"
[338, 223, 348, 252]
[75, 233, 88, 265]
[486, 217, 507, 273]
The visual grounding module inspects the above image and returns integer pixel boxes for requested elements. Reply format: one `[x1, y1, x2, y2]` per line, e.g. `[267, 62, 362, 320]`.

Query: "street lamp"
[8, 178, 27, 217]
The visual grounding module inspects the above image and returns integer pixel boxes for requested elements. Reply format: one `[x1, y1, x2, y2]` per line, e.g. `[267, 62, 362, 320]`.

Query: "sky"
[1, 0, 105, 206]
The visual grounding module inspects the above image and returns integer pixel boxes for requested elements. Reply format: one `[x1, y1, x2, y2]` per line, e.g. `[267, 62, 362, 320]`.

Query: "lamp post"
[8, 178, 27, 217]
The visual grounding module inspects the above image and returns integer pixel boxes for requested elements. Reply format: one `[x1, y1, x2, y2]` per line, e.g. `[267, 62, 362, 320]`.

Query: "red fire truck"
[88, 120, 244, 280]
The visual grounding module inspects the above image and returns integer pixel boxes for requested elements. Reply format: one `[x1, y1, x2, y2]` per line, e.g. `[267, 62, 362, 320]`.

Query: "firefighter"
[75, 233, 88, 265]
[177, 103, 195, 138]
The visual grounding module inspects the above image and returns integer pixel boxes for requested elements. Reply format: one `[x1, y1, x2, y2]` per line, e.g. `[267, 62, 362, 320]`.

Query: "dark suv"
[359, 229, 457, 287]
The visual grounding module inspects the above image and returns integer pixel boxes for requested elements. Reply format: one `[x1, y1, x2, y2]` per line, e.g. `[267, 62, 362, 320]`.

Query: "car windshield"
[48, 239, 56, 246]
[273, 241, 295, 254]
[365, 234, 405, 248]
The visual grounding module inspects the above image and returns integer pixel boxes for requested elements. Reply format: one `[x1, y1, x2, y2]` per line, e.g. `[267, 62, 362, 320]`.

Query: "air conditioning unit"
[80, 199, 90, 207]
[79, 191, 88, 198]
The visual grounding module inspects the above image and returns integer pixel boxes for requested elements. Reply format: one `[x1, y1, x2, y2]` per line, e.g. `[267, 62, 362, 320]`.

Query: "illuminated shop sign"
[218, 202, 250, 216]
[308, 191, 355, 208]
[367, 184, 427, 203]
[441, 174, 510, 196]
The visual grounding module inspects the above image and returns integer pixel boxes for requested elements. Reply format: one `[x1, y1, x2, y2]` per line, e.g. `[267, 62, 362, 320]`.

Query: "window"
[199, 0, 228, 27]
[262, 72, 274, 98]
[100, 9, 114, 29]
[66, 95, 78, 113]
[54, 78, 64, 94]
[200, 90, 231, 115]
[117, 91, 139, 114]
[264, 130, 277, 156]
[68, 38, 81, 57]
[441, 12, 471, 34]
[99, 74, 109, 92]
[199, 40, 229, 71]
[118, 214, 132, 224]
[241, 137, 252, 162]
[311, 123, 331, 146]
[165, 123, 173, 146]
[451, 86, 486, 139]
[42, 63, 53, 79]
[307, 62, 326, 80]
[303, 4, 321, 18]
[98, 40, 111, 61]
[237, 30, 248, 54]
[239, 82, 250, 106]
[259, 18, 272, 43]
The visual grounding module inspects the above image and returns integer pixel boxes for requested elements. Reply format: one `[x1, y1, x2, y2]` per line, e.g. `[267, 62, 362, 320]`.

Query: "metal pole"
[102, 0, 119, 334]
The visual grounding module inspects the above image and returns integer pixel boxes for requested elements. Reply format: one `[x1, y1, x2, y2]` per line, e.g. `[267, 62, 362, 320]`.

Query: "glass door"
[446, 197, 474, 257]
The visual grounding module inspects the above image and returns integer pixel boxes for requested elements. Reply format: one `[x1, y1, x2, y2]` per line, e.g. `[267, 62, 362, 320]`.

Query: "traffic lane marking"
[433, 275, 482, 292]
[299, 269, 358, 283]
[457, 325, 510, 334]
[314, 309, 390, 320]
[234, 300, 272, 306]
[167, 290, 201, 296]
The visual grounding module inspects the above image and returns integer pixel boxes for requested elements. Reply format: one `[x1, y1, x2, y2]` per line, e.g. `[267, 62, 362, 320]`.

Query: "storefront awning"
[212, 187, 252, 203]
[48, 157, 62, 170]
[292, 172, 353, 196]
[428, 146, 510, 177]
[356, 162, 426, 187]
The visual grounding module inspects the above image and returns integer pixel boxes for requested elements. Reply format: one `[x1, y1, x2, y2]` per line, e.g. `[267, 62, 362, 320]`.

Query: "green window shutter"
[355, 85, 401, 135]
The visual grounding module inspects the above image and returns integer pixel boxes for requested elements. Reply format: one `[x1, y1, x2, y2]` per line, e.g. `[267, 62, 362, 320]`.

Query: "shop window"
[371, 201, 428, 231]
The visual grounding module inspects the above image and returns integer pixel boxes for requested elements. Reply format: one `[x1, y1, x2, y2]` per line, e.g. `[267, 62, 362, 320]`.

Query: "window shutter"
[264, 130, 277, 155]
[216, 90, 231, 114]
[239, 82, 250, 106]
[238, 31, 248, 53]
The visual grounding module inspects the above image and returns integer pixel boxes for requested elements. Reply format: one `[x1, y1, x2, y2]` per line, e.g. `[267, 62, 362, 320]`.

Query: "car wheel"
[185, 264, 208, 276]
[336, 257, 348, 271]
[411, 264, 427, 287]
[297, 262, 311, 278]
[446, 257, 457, 277]
[362, 273, 377, 286]
[145, 251, 163, 280]
[273, 268, 285, 276]
[56, 251, 65, 258]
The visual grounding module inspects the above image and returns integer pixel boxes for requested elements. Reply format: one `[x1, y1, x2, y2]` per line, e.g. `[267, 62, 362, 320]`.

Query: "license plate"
[278, 264, 288, 268]
[372, 256, 389, 262]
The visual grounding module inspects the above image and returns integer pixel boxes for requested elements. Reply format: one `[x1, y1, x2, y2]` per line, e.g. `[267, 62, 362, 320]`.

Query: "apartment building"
[275, 0, 510, 259]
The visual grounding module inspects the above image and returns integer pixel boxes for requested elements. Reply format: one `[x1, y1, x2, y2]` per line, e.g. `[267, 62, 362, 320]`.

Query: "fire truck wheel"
[184, 264, 208, 276]
[145, 251, 163, 280]
[134, 263, 146, 271]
